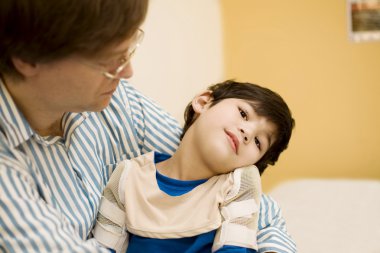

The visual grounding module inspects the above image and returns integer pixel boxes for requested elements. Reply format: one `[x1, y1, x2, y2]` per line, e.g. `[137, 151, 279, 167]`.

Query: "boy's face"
[189, 94, 277, 175]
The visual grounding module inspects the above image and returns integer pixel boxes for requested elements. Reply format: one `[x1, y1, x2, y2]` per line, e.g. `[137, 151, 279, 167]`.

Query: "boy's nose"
[240, 128, 250, 143]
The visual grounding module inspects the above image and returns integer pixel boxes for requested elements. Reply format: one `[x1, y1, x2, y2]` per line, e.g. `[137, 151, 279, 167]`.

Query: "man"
[0, 0, 296, 252]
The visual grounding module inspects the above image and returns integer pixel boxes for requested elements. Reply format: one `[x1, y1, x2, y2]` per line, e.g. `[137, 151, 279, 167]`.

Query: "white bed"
[269, 179, 380, 253]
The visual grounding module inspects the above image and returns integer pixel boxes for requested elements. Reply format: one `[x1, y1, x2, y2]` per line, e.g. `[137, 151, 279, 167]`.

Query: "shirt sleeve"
[257, 194, 297, 253]
[119, 80, 182, 155]
[0, 153, 110, 253]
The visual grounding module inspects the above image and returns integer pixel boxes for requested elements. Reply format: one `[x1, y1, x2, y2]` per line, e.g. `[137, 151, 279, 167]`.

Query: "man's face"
[31, 34, 138, 114]
[189, 97, 277, 176]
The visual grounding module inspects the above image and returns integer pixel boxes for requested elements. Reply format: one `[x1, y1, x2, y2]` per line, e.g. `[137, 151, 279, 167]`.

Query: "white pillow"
[269, 179, 380, 253]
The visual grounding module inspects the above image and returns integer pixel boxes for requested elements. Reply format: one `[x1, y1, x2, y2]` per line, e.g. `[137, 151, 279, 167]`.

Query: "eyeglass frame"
[81, 28, 144, 80]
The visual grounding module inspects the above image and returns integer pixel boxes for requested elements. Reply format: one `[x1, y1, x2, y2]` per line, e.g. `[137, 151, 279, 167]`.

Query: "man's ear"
[11, 57, 39, 77]
[192, 90, 213, 114]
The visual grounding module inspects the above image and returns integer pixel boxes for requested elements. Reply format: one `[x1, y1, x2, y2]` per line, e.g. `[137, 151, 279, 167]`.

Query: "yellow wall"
[220, 0, 380, 192]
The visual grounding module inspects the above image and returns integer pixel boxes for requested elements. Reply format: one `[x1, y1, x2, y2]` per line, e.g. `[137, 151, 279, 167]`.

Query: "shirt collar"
[0, 79, 35, 148]
[0, 79, 92, 148]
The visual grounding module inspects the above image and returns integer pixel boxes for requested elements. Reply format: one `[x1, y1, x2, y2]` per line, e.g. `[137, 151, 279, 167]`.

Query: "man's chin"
[73, 101, 111, 113]
[92, 97, 113, 111]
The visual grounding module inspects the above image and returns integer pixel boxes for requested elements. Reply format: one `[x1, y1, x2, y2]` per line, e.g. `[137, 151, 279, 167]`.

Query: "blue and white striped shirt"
[0, 80, 296, 253]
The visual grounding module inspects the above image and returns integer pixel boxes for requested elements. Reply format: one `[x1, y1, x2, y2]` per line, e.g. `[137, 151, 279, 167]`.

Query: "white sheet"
[269, 179, 380, 253]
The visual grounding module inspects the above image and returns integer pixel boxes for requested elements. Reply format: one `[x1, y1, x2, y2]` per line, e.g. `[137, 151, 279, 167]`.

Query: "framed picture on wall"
[347, 0, 380, 42]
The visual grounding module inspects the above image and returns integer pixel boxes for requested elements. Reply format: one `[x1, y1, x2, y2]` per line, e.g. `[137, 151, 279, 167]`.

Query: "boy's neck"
[156, 143, 214, 181]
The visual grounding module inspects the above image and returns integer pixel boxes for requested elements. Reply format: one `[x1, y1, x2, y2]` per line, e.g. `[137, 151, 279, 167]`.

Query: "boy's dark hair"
[0, 0, 148, 79]
[181, 80, 295, 175]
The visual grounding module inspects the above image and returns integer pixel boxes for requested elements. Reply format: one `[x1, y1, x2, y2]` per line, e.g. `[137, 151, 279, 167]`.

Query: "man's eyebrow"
[109, 47, 129, 57]
[112, 46, 129, 55]
[98, 47, 129, 59]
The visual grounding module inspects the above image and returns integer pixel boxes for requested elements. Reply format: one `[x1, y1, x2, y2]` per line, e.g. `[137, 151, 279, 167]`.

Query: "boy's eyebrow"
[260, 133, 274, 153]
[267, 134, 274, 148]
[245, 100, 276, 149]
[246, 101, 258, 111]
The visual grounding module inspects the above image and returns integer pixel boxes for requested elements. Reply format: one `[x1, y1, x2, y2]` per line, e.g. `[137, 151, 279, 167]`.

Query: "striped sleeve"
[0, 148, 109, 253]
[119, 81, 182, 155]
[257, 194, 297, 253]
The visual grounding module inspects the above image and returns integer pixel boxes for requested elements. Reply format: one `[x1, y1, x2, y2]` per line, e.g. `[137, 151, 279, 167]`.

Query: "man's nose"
[119, 62, 133, 79]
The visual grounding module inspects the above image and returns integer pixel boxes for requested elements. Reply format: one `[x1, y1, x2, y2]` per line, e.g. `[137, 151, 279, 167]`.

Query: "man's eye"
[98, 59, 115, 68]
[99, 57, 121, 68]
[254, 137, 261, 150]
[239, 108, 248, 120]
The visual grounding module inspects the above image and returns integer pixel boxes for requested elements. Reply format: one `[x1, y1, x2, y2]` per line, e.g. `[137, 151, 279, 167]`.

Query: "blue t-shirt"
[125, 153, 256, 253]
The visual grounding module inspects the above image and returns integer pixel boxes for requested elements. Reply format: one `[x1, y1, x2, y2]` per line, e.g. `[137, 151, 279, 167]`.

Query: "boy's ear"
[192, 90, 213, 113]
[11, 57, 39, 77]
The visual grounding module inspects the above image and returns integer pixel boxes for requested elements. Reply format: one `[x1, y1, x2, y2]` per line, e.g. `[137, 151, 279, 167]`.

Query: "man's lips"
[225, 130, 239, 154]
[102, 89, 116, 96]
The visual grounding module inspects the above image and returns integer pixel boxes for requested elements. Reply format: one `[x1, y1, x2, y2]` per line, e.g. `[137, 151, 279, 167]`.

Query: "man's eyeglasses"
[82, 29, 144, 80]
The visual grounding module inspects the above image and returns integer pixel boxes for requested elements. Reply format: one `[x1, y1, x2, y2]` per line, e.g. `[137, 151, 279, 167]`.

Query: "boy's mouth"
[225, 130, 239, 154]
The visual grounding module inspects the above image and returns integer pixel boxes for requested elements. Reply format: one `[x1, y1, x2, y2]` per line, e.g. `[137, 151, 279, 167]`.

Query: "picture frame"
[347, 0, 380, 42]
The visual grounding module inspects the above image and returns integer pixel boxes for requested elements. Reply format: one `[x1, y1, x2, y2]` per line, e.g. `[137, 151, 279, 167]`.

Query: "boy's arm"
[213, 166, 261, 252]
[257, 194, 297, 253]
[93, 159, 130, 253]
[212, 167, 296, 253]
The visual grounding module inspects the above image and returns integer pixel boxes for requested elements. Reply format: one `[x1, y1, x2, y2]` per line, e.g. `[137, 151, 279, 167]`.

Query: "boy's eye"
[254, 137, 261, 150]
[239, 108, 248, 120]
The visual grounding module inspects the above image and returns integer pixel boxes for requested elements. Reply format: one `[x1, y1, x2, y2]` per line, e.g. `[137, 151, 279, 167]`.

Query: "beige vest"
[120, 152, 234, 239]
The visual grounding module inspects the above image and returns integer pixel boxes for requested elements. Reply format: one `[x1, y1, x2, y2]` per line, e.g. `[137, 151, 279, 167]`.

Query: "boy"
[94, 80, 295, 253]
